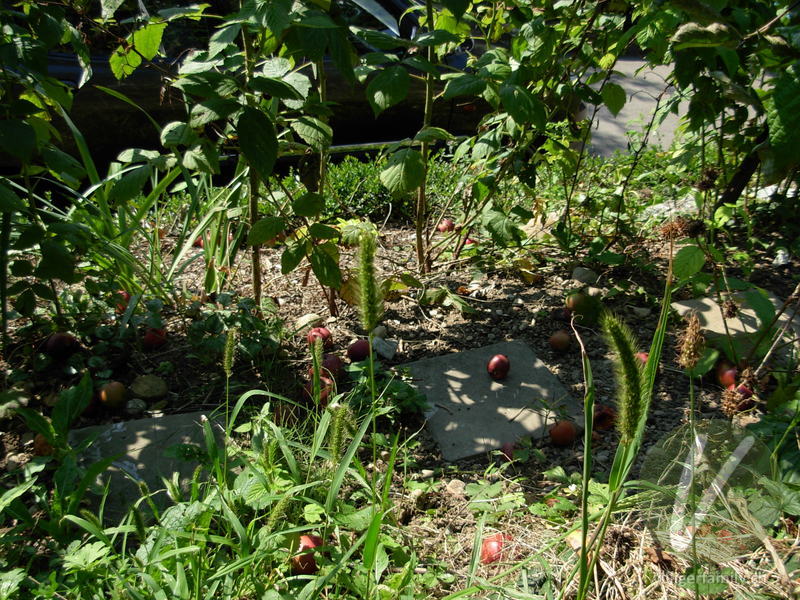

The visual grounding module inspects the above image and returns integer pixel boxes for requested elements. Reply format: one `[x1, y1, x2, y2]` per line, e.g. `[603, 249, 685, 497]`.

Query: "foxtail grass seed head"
[599, 311, 644, 444]
[223, 327, 238, 378]
[357, 230, 383, 333]
[311, 337, 323, 373]
[677, 312, 704, 370]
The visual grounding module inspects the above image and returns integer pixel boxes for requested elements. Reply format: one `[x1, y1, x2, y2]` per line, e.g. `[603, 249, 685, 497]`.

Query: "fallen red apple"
[142, 328, 167, 351]
[549, 330, 571, 352]
[487, 354, 510, 380]
[549, 420, 578, 446]
[99, 381, 127, 409]
[307, 327, 333, 349]
[593, 404, 616, 431]
[480, 533, 511, 565]
[719, 368, 738, 388]
[305, 375, 334, 405]
[565, 292, 588, 312]
[551, 307, 573, 322]
[437, 218, 455, 233]
[500, 442, 516, 462]
[735, 384, 753, 399]
[290, 534, 324, 575]
[114, 290, 131, 314]
[44, 332, 78, 359]
[193, 236, 204, 248]
[321, 354, 344, 378]
[465, 238, 476, 245]
[347, 339, 370, 362]
[635, 352, 649, 365]
[33, 433, 54, 456]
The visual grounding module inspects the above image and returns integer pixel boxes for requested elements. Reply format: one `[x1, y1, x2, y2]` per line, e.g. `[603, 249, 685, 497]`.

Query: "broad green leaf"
[263, 0, 292, 35]
[160, 121, 198, 148]
[443, 74, 486, 99]
[380, 149, 424, 195]
[601, 82, 626, 116]
[189, 98, 241, 127]
[414, 127, 455, 143]
[101, 0, 125, 19]
[250, 76, 302, 99]
[441, 0, 470, 19]
[351, 27, 409, 50]
[413, 30, 461, 47]
[0, 568, 26, 600]
[132, 22, 167, 60]
[35, 240, 76, 282]
[109, 45, 141, 79]
[281, 72, 312, 110]
[482, 208, 524, 246]
[0, 181, 25, 212]
[182, 141, 219, 174]
[367, 67, 409, 116]
[0, 120, 37, 163]
[110, 165, 150, 204]
[673, 245, 705, 279]
[310, 243, 342, 289]
[237, 107, 277, 181]
[309, 223, 338, 239]
[742, 289, 776, 329]
[292, 192, 325, 217]
[499, 84, 546, 129]
[291, 117, 333, 151]
[208, 24, 241, 58]
[248, 216, 286, 245]
[281, 242, 306, 274]
[52, 373, 92, 437]
[765, 65, 800, 174]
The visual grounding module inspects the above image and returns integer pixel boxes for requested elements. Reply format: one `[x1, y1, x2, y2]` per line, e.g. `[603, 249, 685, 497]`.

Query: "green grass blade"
[325, 412, 373, 513]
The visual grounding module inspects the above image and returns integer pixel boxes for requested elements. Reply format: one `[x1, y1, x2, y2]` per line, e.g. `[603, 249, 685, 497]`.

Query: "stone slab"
[70, 411, 221, 521]
[403, 341, 577, 461]
[672, 290, 800, 361]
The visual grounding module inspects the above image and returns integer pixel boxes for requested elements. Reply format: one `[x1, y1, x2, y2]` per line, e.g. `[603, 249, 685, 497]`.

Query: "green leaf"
[686, 347, 719, 378]
[443, 74, 486, 99]
[0, 120, 37, 163]
[237, 107, 278, 181]
[309, 223, 339, 239]
[0, 181, 25, 212]
[52, 373, 92, 437]
[35, 240, 76, 282]
[310, 243, 341, 288]
[248, 216, 286, 245]
[441, 0, 470, 19]
[292, 192, 325, 217]
[281, 242, 306, 274]
[482, 208, 524, 245]
[380, 149, 425, 195]
[160, 121, 199, 148]
[132, 22, 167, 61]
[208, 24, 241, 58]
[13, 289, 35, 316]
[765, 65, 800, 175]
[109, 45, 141, 80]
[110, 165, 150, 204]
[414, 127, 455, 143]
[678, 566, 729, 595]
[413, 30, 461, 46]
[367, 66, 409, 117]
[742, 289, 776, 329]
[673, 245, 705, 279]
[291, 117, 332, 151]
[189, 98, 241, 127]
[601, 82, 626, 116]
[499, 84, 546, 129]
[249, 76, 302, 99]
[101, 0, 125, 19]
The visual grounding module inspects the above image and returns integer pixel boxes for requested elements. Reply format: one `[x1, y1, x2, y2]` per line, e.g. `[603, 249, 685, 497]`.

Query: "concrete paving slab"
[70, 411, 221, 521]
[403, 341, 577, 461]
[588, 58, 684, 157]
[672, 290, 800, 361]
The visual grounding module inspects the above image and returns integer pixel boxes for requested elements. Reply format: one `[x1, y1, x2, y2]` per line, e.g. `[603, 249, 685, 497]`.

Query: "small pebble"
[126, 398, 147, 417]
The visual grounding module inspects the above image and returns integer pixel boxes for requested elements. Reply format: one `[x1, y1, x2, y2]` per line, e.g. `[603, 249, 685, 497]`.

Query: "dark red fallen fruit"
[321, 354, 344, 378]
[500, 442, 516, 462]
[549, 420, 578, 446]
[347, 339, 370, 362]
[551, 307, 573, 322]
[487, 354, 511, 380]
[45, 332, 78, 359]
[593, 404, 616, 431]
[99, 381, 127, 409]
[290, 534, 324, 574]
[635, 352, 649, 365]
[114, 290, 131, 314]
[719, 368, 738, 388]
[548, 330, 571, 352]
[307, 327, 333, 349]
[437, 218, 455, 233]
[33, 433, 54, 456]
[480, 533, 511, 565]
[305, 376, 334, 406]
[142, 328, 167, 351]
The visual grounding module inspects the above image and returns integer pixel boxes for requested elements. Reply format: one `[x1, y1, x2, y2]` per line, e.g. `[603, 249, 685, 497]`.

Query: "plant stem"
[415, 0, 436, 274]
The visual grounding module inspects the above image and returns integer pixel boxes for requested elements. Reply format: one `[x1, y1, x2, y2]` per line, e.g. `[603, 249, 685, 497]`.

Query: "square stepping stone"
[403, 341, 577, 461]
[672, 289, 800, 361]
[70, 412, 221, 522]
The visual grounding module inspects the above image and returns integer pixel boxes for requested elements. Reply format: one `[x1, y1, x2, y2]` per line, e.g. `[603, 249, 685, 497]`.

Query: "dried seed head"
[660, 217, 690, 241]
[696, 167, 719, 191]
[721, 387, 754, 417]
[685, 219, 705, 238]
[677, 312, 704, 370]
[723, 299, 739, 319]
